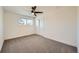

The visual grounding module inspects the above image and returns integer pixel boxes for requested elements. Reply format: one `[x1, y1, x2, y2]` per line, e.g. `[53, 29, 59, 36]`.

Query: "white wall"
[77, 7, 79, 52]
[35, 6, 77, 47]
[0, 7, 4, 51]
[4, 11, 35, 39]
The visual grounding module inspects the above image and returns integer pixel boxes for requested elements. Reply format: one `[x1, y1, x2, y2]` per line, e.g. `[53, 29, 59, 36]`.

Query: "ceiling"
[3, 6, 42, 17]
[3, 6, 58, 17]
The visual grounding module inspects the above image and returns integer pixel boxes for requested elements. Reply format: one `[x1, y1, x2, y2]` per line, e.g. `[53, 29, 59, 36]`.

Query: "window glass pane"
[27, 19, 33, 25]
[18, 18, 27, 25]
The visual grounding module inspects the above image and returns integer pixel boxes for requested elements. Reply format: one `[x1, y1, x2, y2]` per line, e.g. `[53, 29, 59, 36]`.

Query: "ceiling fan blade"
[32, 6, 36, 10]
[34, 6, 36, 9]
[35, 12, 43, 13]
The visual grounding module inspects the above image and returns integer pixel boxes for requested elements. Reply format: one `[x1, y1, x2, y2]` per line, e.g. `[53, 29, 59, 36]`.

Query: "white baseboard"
[4, 33, 36, 40]
[37, 33, 76, 47]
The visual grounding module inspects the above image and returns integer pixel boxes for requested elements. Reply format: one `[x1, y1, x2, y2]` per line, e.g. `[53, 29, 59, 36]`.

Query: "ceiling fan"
[31, 6, 43, 16]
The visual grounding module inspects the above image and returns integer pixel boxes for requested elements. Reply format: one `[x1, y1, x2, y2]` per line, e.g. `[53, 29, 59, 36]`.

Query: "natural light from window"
[18, 18, 33, 25]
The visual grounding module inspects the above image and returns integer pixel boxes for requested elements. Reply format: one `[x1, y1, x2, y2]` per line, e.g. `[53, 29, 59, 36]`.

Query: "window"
[18, 18, 33, 25]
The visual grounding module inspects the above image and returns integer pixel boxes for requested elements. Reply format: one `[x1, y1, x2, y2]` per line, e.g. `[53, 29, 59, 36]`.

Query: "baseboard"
[36, 33, 77, 48]
[5, 34, 37, 40]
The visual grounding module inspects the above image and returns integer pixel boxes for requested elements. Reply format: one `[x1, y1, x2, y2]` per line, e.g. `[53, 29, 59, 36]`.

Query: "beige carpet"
[1, 34, 77, 53]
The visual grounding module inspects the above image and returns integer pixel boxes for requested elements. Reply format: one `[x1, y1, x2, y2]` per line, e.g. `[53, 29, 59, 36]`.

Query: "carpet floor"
[1, 34, 77, 53]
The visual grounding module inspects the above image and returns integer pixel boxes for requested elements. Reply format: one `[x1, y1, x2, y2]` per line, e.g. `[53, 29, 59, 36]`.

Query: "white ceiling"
[3, 6, 57, 17]
[3, 6, 43, 17]
[3, 6, 33, 16]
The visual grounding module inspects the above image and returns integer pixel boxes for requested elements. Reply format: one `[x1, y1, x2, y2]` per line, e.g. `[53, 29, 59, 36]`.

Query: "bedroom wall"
[4, 11, 35, 40]
[0, 7, 4, 51]
[35, 6, 77, 47]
